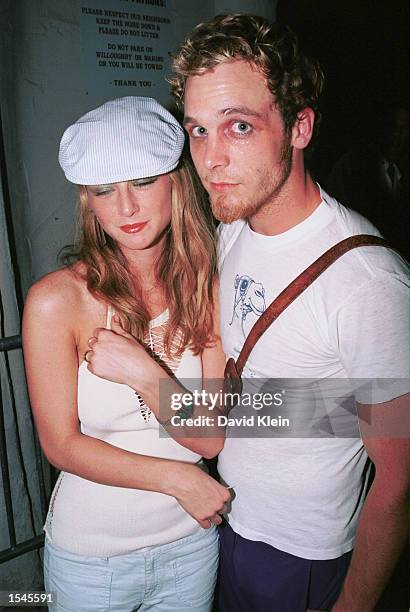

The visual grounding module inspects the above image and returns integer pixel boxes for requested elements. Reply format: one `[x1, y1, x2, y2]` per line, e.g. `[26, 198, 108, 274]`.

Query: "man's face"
[183, 60, 293, 224]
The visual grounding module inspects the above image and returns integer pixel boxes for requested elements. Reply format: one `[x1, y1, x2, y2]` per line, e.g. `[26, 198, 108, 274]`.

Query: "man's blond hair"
[170, 13, 324, 144]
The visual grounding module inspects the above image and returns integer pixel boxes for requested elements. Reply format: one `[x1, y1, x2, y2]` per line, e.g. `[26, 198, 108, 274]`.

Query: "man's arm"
[332, 394, 410, 612]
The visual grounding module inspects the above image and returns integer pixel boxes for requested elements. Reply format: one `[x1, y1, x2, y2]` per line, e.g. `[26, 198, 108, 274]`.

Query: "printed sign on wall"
[80, 0, 173, 102]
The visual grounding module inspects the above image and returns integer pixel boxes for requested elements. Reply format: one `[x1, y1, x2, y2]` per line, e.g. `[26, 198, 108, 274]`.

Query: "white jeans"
[44, 527, 218, 611]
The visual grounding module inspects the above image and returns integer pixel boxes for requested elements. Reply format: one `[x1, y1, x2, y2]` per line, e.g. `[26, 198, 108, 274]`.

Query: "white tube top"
[44, 308, 204, 557]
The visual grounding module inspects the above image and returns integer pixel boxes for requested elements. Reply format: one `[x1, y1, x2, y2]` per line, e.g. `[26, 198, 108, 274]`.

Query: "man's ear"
[291, 108, 315, 150]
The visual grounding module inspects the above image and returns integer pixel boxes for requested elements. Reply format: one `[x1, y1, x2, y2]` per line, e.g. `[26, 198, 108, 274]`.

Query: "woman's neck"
[122, 241, 168, 317]
[122, 239, 164, 282]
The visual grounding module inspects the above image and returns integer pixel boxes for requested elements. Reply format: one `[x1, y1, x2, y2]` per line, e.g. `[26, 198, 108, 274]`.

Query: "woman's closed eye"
[88, 178, 157, 197]
[131, 178, 157, 188]
[90, 185, 114, 197]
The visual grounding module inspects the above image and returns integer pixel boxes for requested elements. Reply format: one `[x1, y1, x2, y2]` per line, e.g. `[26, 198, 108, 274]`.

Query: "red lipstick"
[120, 221, 148, 234]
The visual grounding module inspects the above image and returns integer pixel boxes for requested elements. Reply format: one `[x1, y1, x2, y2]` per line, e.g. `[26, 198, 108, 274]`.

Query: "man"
[170, 13, 409, 612]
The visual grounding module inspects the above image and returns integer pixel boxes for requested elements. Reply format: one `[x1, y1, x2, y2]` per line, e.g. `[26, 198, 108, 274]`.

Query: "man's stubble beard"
[210, 136, 293, 224]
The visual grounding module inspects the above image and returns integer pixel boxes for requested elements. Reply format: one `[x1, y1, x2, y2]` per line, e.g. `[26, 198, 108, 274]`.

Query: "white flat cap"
[58, 96, 185, 185]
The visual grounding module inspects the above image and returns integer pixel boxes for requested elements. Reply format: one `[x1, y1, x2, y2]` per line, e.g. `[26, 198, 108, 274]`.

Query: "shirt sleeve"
[331, 274, 409, 404]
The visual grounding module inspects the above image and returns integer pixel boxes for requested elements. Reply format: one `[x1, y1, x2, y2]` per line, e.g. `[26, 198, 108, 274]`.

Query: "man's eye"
[231, 121, 252, 135]
[190, 126, 207, 137]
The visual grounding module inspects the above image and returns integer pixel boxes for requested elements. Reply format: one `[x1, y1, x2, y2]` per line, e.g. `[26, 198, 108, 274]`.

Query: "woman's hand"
[167, 462, 232, 529]
[85, 318, 159, 391]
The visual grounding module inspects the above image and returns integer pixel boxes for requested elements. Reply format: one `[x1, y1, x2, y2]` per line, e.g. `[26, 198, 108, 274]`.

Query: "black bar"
[0, 104, 25, 317]
[0, 333, 49, 564]
[0, 335, 21, 352]
[0, 376, 17, 548]
[0, 534, 44, 564]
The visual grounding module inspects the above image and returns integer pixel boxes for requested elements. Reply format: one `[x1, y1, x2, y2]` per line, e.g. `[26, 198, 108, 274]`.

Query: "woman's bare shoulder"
[25, 263, 89, 318]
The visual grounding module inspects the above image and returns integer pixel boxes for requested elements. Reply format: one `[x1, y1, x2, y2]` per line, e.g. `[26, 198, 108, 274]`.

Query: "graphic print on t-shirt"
[229, 273, 266, 337]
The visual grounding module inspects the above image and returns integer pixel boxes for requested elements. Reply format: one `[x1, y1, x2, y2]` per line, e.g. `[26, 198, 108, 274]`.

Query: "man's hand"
[167, 462, 232, 529]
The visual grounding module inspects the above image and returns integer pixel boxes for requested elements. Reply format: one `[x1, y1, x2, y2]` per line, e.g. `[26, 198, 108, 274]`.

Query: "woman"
[22, 96, 228, 612]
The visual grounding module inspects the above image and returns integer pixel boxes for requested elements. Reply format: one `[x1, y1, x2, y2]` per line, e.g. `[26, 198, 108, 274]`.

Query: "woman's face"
[86, 174, 172, 257]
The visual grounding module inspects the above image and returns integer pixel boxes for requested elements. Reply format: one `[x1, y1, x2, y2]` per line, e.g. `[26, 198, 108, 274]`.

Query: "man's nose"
[204, 135, 229, 170]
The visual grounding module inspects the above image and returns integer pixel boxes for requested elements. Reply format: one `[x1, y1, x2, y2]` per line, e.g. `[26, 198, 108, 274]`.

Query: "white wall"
[1, 0, 277, 291]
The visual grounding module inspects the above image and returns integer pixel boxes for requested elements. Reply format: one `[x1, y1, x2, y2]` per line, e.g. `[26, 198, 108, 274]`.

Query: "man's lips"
[120, 221, 148, 233]
[209, 181, 239, 192]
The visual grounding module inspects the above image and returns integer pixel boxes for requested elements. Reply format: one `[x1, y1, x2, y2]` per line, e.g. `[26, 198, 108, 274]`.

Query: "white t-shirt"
[217, 187, 409, 560]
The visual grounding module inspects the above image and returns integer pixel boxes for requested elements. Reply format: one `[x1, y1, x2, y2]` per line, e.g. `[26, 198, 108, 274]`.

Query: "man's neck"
[248, 173, 321, 236]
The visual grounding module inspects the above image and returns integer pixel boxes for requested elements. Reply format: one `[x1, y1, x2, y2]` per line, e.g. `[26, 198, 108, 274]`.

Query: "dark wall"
[277, 0, 409, 182]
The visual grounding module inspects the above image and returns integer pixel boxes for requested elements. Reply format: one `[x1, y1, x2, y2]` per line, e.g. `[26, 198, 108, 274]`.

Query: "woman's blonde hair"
[66, 158, 217, 356]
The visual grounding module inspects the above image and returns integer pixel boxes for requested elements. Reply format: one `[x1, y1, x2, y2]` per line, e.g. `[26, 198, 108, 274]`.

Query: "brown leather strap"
[232, 234, 389, 377]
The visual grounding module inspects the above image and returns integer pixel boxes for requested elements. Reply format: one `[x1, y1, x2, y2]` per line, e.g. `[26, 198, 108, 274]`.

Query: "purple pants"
[217, 521, 352, 612]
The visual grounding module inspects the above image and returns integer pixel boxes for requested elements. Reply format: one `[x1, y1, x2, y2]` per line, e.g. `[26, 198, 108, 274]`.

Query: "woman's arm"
[22, 273, 230, 527]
